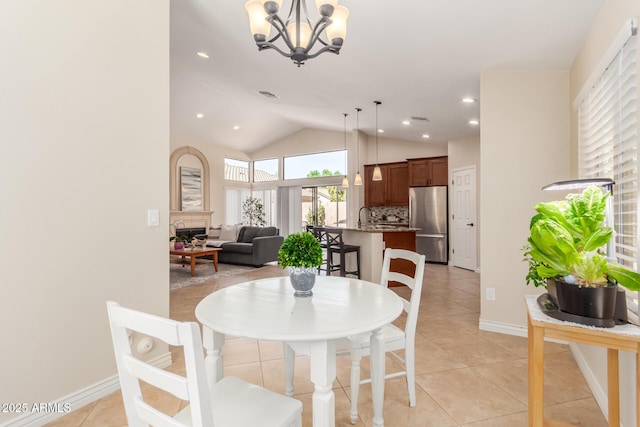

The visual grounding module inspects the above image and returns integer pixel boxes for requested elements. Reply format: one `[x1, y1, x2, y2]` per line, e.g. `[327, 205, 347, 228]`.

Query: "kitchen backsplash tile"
[367, 206, 408, 224]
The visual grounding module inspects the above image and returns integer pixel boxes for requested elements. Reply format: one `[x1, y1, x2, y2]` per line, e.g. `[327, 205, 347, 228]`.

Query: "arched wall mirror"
[169, 146, 213, 230]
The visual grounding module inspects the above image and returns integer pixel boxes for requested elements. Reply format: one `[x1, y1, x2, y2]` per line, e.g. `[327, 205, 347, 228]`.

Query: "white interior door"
[452, 166, 477, 271]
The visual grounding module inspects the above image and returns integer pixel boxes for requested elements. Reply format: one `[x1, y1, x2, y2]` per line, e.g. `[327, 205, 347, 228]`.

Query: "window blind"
[577, 30, 638, 320]
[225, 188, 251, 225]
[252, 189, 277, 226]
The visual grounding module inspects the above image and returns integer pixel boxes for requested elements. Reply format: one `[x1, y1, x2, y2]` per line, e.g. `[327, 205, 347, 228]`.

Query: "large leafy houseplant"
[242, 197, 266, 227]
[523, 186, 640, 291]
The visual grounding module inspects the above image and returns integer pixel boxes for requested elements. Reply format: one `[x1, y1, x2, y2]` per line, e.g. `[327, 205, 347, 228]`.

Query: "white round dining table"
[195, 275, 403, 427]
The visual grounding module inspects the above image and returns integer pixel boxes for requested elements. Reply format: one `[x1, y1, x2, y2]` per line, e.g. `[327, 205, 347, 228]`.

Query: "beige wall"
[448, 136, 481, 268]
[363, 134, 448, 165]
[252, 128, 346, 160]
[448, 136, 480, 171]
[569, 1, 640, 423]
[480, 70, 570, 326]
[0, 1, 169, 423]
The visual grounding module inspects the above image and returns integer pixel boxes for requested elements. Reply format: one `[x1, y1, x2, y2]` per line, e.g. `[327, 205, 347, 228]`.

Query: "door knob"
[466, 222, 474, 227]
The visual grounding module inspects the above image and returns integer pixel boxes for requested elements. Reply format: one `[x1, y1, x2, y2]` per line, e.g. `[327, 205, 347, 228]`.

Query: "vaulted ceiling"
[170, 0, 602, 153]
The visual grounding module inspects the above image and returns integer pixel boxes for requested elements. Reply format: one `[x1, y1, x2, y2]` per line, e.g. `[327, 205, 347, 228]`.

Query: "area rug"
[170, 261, 257, 290]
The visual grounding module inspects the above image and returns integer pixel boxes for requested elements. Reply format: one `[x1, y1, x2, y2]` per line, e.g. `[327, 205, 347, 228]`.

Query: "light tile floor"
[48, 264, 608, 426]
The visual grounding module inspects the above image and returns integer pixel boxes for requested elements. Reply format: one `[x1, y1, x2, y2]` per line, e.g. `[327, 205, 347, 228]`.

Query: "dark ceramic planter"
[547, 278, 617, 320]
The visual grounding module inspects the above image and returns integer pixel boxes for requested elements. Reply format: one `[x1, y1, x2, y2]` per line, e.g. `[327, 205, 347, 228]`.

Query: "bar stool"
[310, 226, 329, 275]
[324, 227, 361, 279]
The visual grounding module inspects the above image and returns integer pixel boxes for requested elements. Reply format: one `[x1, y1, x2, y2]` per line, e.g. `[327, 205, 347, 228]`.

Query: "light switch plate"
[147, 209, 160, 227]
[486, 287, 496, 301]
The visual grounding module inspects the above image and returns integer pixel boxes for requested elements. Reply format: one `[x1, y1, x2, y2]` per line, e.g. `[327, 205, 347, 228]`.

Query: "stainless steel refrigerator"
[409, 186, 448, 263]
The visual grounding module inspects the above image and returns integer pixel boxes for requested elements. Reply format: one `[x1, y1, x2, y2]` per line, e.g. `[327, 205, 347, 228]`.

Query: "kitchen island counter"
[341, 228, 417, 282]
[343, 225, 420, 233]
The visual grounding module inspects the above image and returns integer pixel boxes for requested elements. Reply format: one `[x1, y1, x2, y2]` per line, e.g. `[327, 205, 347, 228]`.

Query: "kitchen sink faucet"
[358, 206, 373, 228]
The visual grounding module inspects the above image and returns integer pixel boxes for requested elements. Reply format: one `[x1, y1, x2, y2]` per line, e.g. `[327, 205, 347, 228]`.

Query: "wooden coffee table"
[170, 247, 221, 277]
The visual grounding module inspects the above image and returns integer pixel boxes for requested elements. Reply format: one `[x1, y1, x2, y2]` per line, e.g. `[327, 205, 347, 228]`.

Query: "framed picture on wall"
[180, 166, 202, 211]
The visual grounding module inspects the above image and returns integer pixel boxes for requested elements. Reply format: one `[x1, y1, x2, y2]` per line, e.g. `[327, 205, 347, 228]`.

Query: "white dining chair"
[106, 301, 302, 427]
[344, 248, 425, 424]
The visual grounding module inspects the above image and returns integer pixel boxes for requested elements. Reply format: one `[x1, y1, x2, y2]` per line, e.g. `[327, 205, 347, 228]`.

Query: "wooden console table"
[526, 295, 640, 427]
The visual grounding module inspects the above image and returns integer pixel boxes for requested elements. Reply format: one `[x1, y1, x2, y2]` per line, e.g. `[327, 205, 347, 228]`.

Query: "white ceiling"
[170, 0, 603, 153]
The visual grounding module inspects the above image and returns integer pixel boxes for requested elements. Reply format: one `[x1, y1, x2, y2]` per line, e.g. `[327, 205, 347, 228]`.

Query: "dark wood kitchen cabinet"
[364, 164, 387, 206]
[364, 162, 409, 206]
[383, 230, 417, 287]
[408, 156, 448, 186]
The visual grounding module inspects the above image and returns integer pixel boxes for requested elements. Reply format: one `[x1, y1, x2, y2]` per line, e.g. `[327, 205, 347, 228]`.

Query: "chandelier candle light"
[245, 0, 349, 67]
[372, 101, 383, 181]
[354, 107, 363, 185]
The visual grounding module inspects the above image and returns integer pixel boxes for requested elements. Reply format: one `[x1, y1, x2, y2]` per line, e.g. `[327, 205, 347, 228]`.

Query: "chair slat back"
[123, 354, 190, 400]
[311, 226, 329, 247]
[379, 249, 426, 339]
[134, 396, 187, 427]
[324, 227, 344, 248]
[106, 301, 214, 427]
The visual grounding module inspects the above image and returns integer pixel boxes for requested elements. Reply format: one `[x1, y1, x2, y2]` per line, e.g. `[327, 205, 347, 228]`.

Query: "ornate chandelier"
[245, 0, 350, 67]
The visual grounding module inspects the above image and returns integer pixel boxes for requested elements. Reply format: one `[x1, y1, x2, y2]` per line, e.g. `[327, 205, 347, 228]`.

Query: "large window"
[225, 158, 250, 182]
[302, 186, 347, 229]
[577, 26, 637, 315]
[283, 150, 347, 180]
[253, 158, 279, 182]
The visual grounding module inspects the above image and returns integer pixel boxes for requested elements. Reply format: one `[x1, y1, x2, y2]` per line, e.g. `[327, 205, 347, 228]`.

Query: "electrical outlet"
[486, 288, 496, 301]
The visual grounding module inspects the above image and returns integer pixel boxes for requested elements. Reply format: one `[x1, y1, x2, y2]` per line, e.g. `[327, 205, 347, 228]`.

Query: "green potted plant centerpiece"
[278, 231, 323, 298]
[523, 185, 640, 327]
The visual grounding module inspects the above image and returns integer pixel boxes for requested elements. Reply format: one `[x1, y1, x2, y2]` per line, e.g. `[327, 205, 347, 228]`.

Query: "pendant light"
[372, 101, 383, 181]
[354, 107, 363, 185]
[341, 112, 349, 187]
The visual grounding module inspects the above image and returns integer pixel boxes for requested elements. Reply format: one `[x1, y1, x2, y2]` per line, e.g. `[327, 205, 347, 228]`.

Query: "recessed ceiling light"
[402, 120, 410, 125]
[422, 134, 430, 139]
[196, 113, 204, 118]
[196, 52, 209, 59]
[378, 129, 384, 133]
[469, 119, 480, 125]
[462, 97, 476, 103]
[233, 125, 240, 130]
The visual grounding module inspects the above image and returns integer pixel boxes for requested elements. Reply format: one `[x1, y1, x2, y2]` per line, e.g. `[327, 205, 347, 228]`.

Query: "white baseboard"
[0, 352, 172, 427]
[478, 318, 527, 337]
[478, 319, 568, 345]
